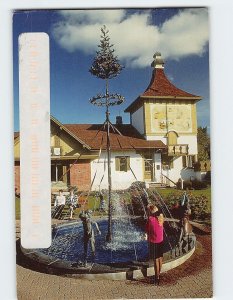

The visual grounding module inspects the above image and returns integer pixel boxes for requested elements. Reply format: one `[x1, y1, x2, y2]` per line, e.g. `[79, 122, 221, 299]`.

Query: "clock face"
[150, 104, 192, 133]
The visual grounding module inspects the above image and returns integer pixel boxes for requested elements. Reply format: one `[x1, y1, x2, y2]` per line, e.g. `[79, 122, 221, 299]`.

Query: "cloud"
[58, 10, 126, 24]
[52, 8, 209, 68]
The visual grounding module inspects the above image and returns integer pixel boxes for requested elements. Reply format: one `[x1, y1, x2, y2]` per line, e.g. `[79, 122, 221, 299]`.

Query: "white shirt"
[54, 195, 66, 206]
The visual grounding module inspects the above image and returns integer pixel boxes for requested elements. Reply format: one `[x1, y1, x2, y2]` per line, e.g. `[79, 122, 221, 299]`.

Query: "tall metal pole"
[89, 26, 124, 243]
[106, 109, 112, 242]
[105, 80, 112, 242]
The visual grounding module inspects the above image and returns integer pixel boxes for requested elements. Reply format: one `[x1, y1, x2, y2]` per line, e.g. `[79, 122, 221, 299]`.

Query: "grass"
[155, 187, 211, 212]
[15, 187, 211, 220]
[15, 194, 105, 220]
[154, 187, 211, 199]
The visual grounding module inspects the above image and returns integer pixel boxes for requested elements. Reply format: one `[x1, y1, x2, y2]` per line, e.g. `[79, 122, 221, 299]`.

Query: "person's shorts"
[149, 241, 164, 259]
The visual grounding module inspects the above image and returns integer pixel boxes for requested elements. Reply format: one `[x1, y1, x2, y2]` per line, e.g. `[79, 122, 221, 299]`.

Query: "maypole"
[89, 25, 124, 242]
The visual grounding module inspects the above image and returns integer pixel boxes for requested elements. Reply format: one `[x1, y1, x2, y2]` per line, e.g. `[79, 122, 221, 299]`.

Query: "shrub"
[177, 180, 193, 190]
[204, 171, 211, 184]
[191, 179, 208, 190]
[193, 161, 201, 172]
[164, 192, 210, 221]
[129, 181, 147, 190]
[177, 179, 208, 190]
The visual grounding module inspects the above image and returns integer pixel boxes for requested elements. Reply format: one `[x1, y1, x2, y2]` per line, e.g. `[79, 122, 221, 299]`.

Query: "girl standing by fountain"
[145, 204, 164, 285]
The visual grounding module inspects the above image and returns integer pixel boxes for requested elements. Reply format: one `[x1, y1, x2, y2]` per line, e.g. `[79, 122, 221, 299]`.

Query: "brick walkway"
[16, 223, 212, 299]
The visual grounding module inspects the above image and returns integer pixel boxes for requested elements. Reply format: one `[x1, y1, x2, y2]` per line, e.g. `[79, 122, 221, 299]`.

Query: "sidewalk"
[16, 223, 212, 299]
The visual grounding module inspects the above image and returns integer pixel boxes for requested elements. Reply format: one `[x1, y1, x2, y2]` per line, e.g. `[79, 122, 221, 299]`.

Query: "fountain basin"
[19, 218, 196, 279]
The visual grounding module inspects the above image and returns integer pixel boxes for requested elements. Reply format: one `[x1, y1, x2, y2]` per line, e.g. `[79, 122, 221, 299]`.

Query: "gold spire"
[151, 52, 164, 69]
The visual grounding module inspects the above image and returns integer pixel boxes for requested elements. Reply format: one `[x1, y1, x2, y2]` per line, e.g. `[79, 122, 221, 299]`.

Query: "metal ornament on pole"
[90, 83, 124, 242]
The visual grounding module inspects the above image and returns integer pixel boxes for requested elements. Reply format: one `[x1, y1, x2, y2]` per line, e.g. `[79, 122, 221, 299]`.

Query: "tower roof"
[125, 53, 201, 113]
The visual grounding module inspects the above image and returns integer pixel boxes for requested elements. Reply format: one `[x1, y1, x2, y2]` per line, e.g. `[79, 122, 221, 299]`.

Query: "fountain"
[19, 186, 196, 279]
[18, 26, 196, 280]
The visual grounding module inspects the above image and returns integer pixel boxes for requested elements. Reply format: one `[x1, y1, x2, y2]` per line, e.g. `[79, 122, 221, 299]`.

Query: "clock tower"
[125, 53, 202, 184]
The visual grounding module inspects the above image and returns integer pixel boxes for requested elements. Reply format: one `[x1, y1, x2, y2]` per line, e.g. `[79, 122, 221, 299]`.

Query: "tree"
[197, 126, 210, 161]
[89, 25, 123, 80]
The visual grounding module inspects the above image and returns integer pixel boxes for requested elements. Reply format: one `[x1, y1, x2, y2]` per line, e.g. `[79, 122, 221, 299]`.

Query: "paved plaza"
[16, 221, 212, 299]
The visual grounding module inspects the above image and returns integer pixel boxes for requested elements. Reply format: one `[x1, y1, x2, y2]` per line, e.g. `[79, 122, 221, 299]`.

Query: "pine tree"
[197, 126, 211, 161]
[89, 25, 123, 80]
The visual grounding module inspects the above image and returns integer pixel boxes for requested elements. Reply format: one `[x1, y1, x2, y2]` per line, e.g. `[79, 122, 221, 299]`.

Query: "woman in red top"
[145, 204, 164, 284]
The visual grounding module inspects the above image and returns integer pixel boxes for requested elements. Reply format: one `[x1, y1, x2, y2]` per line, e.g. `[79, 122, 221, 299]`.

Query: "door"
[143, 155, 153, 181]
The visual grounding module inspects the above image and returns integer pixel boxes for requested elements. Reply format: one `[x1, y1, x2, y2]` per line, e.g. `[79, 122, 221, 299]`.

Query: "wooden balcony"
[168, 144, 189, 156]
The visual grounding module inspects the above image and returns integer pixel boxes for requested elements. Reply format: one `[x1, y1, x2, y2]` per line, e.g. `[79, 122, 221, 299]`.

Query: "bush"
[129, 181, 147, 190]
[193, 161, 201, 172]
[177, 180, 193, 190]
[204, 171, 211, 184]
[191, 179, 208, 190]
[177, 179, 208, 190]
[165, 192, 210, 221]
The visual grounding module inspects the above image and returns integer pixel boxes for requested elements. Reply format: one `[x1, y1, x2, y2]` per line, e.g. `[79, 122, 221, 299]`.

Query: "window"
[115, 156, 130, 172]
[162, 154, 174, 169]
[167, 131, 178, 145]
[51, 164, 63, 182]
[182, 155, 195, 168]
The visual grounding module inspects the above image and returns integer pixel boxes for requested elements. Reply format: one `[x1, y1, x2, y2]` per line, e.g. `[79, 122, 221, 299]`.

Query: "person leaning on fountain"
[145, 204, 164, 285]
[79, 210, 101, 266]
[53, 189, 66, 219]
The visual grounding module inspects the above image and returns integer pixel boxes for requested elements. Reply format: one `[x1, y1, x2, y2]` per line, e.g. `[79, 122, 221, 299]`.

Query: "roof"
[64, 124, 166, 151]
[14, 123, 166, 151]
[51, 115, 91, 149]
[125, 64, 201, 113]
[142, 68, 200, 98]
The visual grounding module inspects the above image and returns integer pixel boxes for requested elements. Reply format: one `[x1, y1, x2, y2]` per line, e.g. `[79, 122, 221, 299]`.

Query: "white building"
[15, 53, 202, 192]
[89, 52, 202, 190]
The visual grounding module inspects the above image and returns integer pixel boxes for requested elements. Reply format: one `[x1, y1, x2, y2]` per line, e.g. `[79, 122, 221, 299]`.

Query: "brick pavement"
[16, 226, 212, 299]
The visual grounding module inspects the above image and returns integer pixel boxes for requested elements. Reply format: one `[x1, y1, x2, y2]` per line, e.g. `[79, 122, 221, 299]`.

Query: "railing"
[168, 144, 189, 156]
[161, 173, 177, 187]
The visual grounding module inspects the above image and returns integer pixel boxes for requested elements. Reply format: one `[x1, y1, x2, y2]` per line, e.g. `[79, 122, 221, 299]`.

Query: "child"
[67, 188, 79, 219]
[53, 189, 66, 219]
[145, 204, 164, 285]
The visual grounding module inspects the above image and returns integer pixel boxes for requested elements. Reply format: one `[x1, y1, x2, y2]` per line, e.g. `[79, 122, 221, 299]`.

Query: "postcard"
[14, 8, 212, 299]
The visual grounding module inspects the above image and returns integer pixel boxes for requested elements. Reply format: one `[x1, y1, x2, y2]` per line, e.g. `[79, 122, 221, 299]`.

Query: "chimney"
[116, 116, 123, 125]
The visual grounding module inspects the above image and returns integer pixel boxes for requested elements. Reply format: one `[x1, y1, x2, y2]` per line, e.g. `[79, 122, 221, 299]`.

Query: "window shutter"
[182, 156, 187, 168]
[169, 158, 174, 169]
[115, 157, 120, 171]
[126, 157, 130, 171]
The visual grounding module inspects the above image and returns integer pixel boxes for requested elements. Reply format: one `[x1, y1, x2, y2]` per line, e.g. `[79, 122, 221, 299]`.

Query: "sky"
[13, 8, 210, 132]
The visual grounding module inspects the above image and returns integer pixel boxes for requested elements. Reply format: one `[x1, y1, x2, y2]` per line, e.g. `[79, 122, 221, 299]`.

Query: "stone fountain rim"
[19, 218, 196, 279]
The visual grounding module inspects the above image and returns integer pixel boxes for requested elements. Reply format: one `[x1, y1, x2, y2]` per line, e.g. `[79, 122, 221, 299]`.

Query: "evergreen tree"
[89, 25, 123, 80]
[197, 126, 211, 161]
